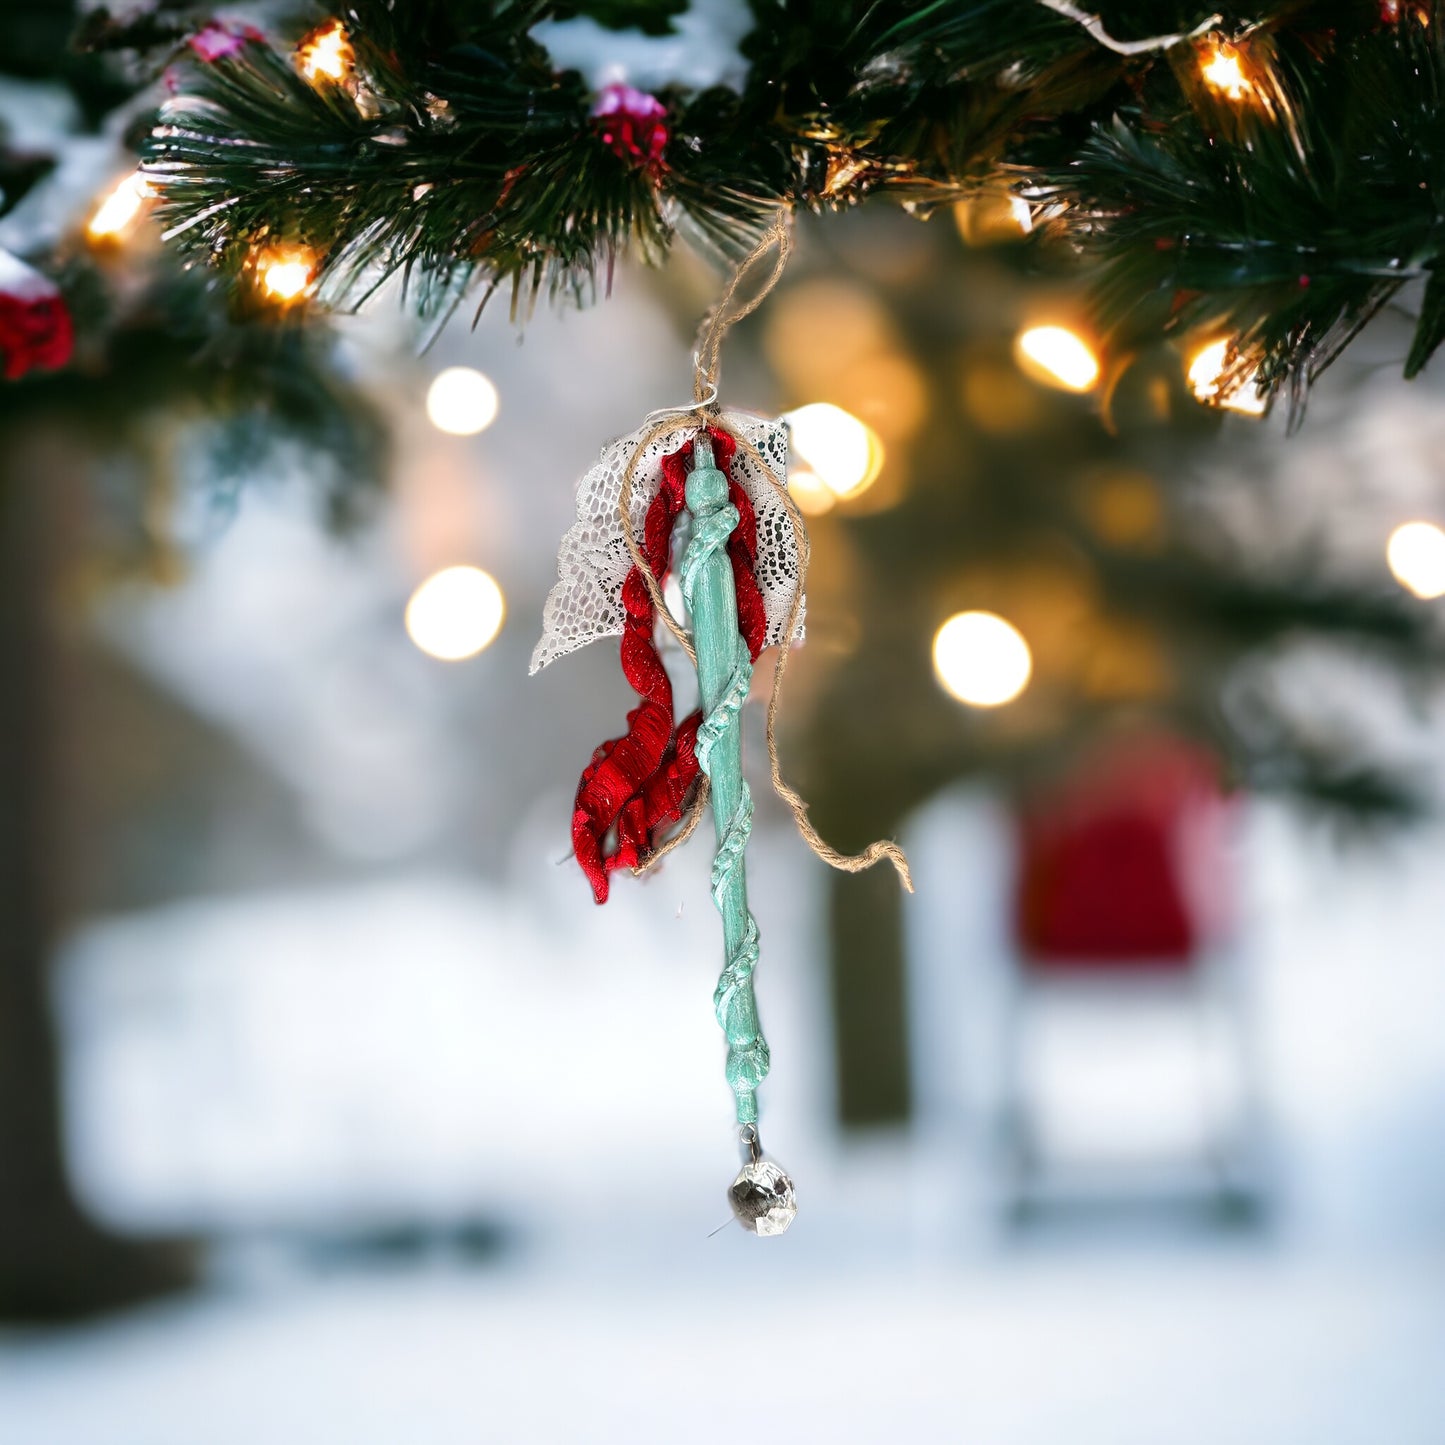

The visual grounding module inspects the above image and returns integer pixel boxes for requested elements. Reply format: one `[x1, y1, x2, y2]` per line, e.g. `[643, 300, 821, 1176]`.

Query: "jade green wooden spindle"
[680, 434, 769, 1127]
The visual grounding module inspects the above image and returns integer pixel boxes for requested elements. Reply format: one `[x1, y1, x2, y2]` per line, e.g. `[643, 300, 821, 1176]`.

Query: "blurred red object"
[591, 84, 670, 174]
[1013, 735, 1232, 970]
[0, 249, 73, 380]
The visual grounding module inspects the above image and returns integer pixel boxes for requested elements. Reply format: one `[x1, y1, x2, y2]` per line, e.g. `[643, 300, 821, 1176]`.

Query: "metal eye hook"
[739, 1123, 763, 1165]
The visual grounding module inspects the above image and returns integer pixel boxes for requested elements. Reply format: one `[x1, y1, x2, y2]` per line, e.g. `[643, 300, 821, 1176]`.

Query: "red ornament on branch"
[0, 250, 73, 381]
[592, 84, 670, 174]
[187, 20, 265, 62]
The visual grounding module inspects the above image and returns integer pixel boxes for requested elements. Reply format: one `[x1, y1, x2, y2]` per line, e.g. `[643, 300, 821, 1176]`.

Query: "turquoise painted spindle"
[680, 434, 770, 1126]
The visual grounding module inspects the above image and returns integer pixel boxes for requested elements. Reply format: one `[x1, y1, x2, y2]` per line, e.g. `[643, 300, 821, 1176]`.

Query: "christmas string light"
[1016, 326, 1100, 393]
[1187, 339, 1267, 417]
[954, 188, 1034, 247]
[933, 611, 1032, 708]
[1386, 522, 1445, 600]
[87, 171, 152, 242]
[426, 367, 499, 436]
[406, 566, 506, 659]
[787, 468, 836, 516]
[255, 246, 317, 304]
[296, 19, 352, 83]
[782, 403, 883, 501]
[1199, 40, 1254, 100]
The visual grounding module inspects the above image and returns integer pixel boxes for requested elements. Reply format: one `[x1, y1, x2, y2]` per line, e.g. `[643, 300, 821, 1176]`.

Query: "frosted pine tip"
[691, 434, 716, 470]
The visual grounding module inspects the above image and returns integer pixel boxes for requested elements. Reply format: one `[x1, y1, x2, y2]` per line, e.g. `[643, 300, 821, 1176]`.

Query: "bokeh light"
[1200, 42, 1252, 100]
[257, 248, 316, 304]
[1187, 339, 1267, 416]
[1080, 469, 1164, 550]
[405, 566, 506, 660]
[298, 19, 352, 82]
[1015, 326, 1100, 393]
[954, 189, 1033, 246]
[784, 402, 883, 500]
[1387, 521, 1445, 600]
[426, 367, 500, 436]
[787, 467, 836, 516]
[932, 610, 1032, 708]
[87, 171, 151, 242]
[960, 358, 1041, 436]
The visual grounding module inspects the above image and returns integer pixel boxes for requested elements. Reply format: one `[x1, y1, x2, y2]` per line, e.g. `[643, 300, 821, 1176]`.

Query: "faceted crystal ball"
[728, 1158, 797, 1236]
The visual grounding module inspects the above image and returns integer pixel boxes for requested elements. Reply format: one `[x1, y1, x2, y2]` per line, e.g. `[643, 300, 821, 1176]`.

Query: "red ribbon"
[572, 427, 766, 903]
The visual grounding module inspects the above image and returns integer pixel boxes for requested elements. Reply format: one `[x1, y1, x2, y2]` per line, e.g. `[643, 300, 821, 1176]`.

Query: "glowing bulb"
[1201, 42, 1252, 99]
[932, 611, 1032, 708]
[298, 19, 352, 82]
[954, 190, 1034, 246]
[1187, 338, 1267, 415]
[1015, 326, 1100, 393]
[257, 248, 316, 303]
[1387, 521, 1445, 599]
[87, 171, 151, 241]
[405, 566, 505, 660]
[1187, 339, 1230, 393]
[788, 467, 836, 516]
[426, 367, 500, 436]
[783, 403, 883, 499]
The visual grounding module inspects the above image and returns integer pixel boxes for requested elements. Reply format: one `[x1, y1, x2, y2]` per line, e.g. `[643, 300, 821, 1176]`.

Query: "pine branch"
[133, 0, 1445, 408]
[1036, 16, 1445, 421]
[141, 1, 1141, 314]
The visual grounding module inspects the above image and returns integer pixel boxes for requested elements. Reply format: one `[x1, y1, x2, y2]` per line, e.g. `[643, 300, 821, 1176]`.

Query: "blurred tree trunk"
[826, 864, 912, 1126]
[0, 430, 191, 1320]
[0, 434, 73, 1309]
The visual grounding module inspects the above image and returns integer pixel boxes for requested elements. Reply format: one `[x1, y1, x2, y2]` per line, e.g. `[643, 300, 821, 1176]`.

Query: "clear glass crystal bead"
[728, 1158, 797, 1236]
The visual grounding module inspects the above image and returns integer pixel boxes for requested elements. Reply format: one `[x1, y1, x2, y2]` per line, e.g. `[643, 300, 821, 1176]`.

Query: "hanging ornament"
[533, 410, 796, 902]
[0, 250, 73, 381]
[532, 218, 911, 1234]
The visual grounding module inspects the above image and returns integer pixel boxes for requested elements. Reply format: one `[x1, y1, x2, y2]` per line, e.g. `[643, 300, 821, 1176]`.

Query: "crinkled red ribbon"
[572, 427, 766, 903]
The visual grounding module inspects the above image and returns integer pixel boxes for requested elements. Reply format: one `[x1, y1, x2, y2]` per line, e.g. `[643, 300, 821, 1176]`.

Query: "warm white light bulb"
[1187, 338, 1267, 415]
[405, 566, 506, 660]
[426, 367, 500, 436]
[1187, 339, 1230, 393]
[298, 20, 352, 81]
[1387, 521, 1445, 600]
[1015, 326, 1100, 393]
[787, 467, 836, 516]
[257, 249, 315, 303]
[1201, 44, 1252, 100]
[932, 610, 1032, 708]
[87, 171, 151, 241]
[783, 402, 882, 499]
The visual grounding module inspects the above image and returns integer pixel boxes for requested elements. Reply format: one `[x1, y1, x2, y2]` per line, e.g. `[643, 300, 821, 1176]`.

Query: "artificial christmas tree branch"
[135, 2, 1445, 412]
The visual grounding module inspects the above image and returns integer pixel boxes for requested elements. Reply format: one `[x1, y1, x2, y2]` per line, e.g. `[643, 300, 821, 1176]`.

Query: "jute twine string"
[618, 212, 913, 891]
[725, 423, 913, 892]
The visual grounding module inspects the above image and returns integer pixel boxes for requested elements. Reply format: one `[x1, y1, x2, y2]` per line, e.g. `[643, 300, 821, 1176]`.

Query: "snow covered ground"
[4, 799, 1445, 1444]
[4, 1246, 1443, 1445]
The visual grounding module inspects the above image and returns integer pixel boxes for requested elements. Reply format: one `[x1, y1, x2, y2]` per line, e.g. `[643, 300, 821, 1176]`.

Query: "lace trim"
[531, 411, 802, 674]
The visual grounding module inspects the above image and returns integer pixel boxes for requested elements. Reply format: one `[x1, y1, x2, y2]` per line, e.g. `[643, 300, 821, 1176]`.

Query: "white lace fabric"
[530, 410, 804, 675]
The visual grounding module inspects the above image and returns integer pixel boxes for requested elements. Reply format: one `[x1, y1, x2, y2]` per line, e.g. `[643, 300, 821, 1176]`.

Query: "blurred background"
[2, 4, 1445, 1442]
